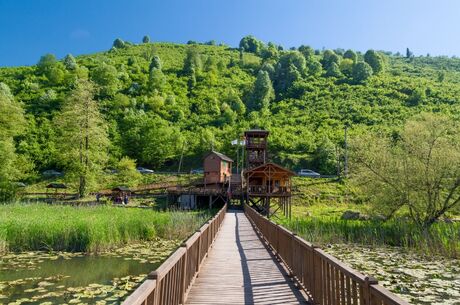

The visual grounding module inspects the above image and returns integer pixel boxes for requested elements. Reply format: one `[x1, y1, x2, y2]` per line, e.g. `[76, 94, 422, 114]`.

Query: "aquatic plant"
[279, 216, 460, 258]
[0, 203, 210, 253]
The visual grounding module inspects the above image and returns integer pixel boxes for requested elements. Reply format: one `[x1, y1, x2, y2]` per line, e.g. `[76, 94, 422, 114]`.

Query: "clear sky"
[0, 0, 459, 67]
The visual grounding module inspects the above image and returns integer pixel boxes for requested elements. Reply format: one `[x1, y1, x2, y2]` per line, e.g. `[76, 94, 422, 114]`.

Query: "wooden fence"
[244, 204, 410, 305]
[122, 204, 227, 305]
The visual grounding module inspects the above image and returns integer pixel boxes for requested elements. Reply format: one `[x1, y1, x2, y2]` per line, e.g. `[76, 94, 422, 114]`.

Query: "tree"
[352, 62, 373, 83]
[149, 55, 162, 71]
[274, 51, 306, 92]
[91, 63, 119, 97]
[0, 83, 26, 138]
[298, 45, 314, 59]
[54, 80, 109, 197]
[406, 48, 414, 58]
[113, 38, 126, 49]
[364, 50, 385, 74]
[148, 68, 166, 92]
[142, 35, 150, 43]
[37, 54, 57, 75]
[326, 62, 342, 78]
[321, 50, 340, 69]
[260, 44, 279, 61]
[407, 88, 426, 106]
[239, 35, 263, 54]
[339, 58, 354, 77]
[63, 54, 78, 70]
[183, 47, 202, 75]
[0, 83, 27, 200]
[47, 64, 65, 85]
[249, 70, 275, 111]
[307, 59, 323, 76]
[351, 113, 460, 228]
[114, 156, 142, 187]
[343, 49, 357, 62]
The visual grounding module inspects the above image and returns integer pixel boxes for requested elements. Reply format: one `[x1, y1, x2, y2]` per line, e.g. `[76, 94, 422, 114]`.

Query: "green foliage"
[148, 68, 166, 92]
[2, 40, 460, 186]
[0, 204, 210, 253]
[91, 63, 119, 97]
[321, 50, 340, 69]
[364, 50, 385, 74]
[37, 53, 58, 75]
[63, 54, 78, 70]
[326, 62, 342, 78]
[351, 113, 460, 228]
[183, 47, 202, 75]
[280, 216, 460, 258]
[113, 156, 142, 187]
[113, 38, 126, 49]
[149, 55, 162, 71]
[239, 35, 263, 54]
[142, 35, 150, 43]
[0, 83, 28, 200]
[298, 45, 314, 59]
[352, 61, 373, 83]
[343, 49, 357, 62]
[249, 70, 274, 111]
[339, 58, 354, 76]
[54, 80, 109, 197]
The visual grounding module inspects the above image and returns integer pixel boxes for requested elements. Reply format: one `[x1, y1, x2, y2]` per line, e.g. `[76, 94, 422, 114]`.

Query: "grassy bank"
[279, 216, 460, 258]
[0, 203, 210, 253]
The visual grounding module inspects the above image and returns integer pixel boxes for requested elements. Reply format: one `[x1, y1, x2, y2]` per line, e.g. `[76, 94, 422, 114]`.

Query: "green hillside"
[2, 37, 460, 191]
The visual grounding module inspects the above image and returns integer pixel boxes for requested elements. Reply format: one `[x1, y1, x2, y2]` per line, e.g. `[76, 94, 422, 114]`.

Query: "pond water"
[0, 240, 178, 305]
[324, 244, 460, 305]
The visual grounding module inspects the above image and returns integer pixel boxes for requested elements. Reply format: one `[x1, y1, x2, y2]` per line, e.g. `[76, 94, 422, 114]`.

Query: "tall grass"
[279, 217, 460, 258]
[0, 203, 210, 253]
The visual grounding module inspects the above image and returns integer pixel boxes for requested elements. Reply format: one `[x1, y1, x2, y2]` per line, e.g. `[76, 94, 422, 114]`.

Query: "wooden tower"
[244, 130, 269, 169]
[243, 129, 293, 218]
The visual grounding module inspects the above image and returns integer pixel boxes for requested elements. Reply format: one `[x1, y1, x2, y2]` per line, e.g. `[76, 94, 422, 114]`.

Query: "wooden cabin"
[204, 151, 233, 185]
[245, 162, 295, 196]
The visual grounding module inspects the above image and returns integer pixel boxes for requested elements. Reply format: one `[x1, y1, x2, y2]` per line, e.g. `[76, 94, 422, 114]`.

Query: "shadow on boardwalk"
[186, 210, 308, 305]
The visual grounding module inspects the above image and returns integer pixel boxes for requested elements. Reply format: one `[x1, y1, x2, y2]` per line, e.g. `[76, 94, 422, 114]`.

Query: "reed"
[279, 217, 460, 258]
[0, 203, 210, 253]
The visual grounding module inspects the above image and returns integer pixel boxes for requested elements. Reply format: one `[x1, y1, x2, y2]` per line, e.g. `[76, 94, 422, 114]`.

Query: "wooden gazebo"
[244, 162, 295, 218]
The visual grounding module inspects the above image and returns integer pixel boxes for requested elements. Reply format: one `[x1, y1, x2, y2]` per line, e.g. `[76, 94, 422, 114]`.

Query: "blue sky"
[0, 0, 458, 67]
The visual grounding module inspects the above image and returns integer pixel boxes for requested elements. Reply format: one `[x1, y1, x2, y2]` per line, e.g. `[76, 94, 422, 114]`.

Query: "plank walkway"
[186, 210, 308, 305]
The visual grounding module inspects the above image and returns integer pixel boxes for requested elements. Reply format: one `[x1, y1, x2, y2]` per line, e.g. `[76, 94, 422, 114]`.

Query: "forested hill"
[2, 36, 460, 178]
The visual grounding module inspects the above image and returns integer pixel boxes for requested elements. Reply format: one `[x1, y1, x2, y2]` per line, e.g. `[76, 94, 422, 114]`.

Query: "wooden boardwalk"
[186, 210, 308, 305]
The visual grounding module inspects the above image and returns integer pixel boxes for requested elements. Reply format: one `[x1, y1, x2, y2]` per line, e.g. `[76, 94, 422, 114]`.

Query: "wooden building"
[203, 151, 233, 185]
[244, 129, 269, 169]
[245, 162, 295, 217]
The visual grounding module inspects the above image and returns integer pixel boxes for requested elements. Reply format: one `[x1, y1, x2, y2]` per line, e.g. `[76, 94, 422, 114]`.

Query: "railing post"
[180, 243, 188, 305]
[290, 232, 297, 277]
[148, 271, 160, 305]
[196, 229, 202, 273]
[312, 246, 322, 305]
[363, 276, 378, 305]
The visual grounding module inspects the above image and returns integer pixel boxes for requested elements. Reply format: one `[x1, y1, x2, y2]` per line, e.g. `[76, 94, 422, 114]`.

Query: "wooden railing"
[248, 185, 291, 195]
[122, 204, 227, 305]
[244, 204, 410, 305]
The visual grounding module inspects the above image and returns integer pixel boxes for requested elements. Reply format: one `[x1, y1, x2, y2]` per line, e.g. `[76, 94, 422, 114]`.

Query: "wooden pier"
[122, 205, 410, 305]
[185, 210, 307, 304]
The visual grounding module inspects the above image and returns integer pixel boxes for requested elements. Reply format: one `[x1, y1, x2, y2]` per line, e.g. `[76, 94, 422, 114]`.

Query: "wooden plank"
[185, 210, 308, 304]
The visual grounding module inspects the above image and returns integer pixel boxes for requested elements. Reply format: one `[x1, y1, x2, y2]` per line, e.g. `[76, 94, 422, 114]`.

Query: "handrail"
[122, 204, 227, 305]
[244, 204, 410, 305]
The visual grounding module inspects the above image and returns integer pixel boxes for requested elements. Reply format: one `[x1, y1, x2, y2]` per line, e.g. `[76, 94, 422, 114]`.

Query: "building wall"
[204, 153, 232, 184]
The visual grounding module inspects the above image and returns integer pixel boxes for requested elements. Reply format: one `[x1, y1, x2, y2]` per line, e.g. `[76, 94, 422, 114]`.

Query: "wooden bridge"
[123, 205, 410, 305]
